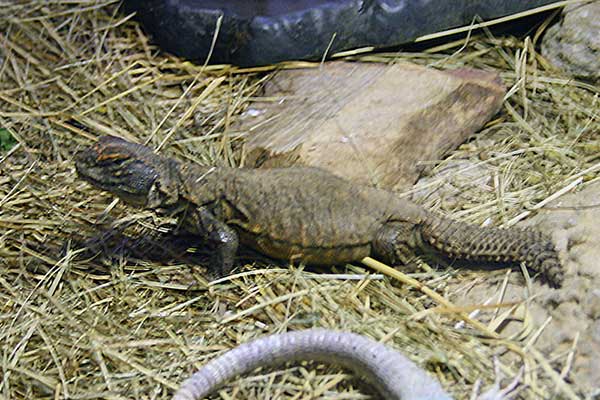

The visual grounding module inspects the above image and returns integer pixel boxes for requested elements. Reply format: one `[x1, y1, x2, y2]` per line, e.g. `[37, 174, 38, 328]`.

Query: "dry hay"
[0, 1, 598, 400]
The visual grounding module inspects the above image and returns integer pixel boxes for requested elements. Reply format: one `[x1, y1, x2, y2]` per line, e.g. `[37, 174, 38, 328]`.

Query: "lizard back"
[183, 166, 393, 264]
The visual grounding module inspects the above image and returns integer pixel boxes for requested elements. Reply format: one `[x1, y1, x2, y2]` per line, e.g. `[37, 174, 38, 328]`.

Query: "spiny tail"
[419, 213, 563, 287]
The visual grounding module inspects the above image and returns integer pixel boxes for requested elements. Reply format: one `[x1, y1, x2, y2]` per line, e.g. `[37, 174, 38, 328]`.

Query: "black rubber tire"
[124, 0, 560, 66]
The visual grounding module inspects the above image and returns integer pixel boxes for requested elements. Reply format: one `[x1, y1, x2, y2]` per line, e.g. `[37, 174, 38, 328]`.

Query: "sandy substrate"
[526, 181, 600, 395]
[435, 178, 600, 398]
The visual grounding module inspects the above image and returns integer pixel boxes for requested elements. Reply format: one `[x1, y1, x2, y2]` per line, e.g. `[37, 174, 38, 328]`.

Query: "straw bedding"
[1, 1, 598, 399]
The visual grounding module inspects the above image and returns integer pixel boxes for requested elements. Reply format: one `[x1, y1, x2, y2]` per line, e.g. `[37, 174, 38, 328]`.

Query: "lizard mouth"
[75, 148, 110, 187]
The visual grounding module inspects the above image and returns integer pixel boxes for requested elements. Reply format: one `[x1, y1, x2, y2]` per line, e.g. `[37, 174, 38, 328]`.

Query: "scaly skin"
[172, 329, 517, 400]
[75, 135, 563, 286]
[172, 329, 452, 400]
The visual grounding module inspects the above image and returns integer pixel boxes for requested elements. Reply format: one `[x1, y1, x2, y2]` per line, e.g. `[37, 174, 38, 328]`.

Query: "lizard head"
[75, 136, 179, 208]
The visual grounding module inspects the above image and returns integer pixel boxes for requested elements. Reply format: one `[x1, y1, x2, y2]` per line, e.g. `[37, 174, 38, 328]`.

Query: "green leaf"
[0, 128, 17, 152]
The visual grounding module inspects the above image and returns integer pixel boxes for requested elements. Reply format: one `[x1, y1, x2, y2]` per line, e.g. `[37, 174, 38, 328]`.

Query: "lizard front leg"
[191, 207, 239, 277]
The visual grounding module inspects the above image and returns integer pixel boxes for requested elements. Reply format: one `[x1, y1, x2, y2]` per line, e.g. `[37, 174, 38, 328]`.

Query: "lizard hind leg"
[372, 221, 423, 266]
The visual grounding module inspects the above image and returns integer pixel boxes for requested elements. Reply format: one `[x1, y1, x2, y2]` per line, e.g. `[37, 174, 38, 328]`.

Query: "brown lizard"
[75, 135, 563, 286]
